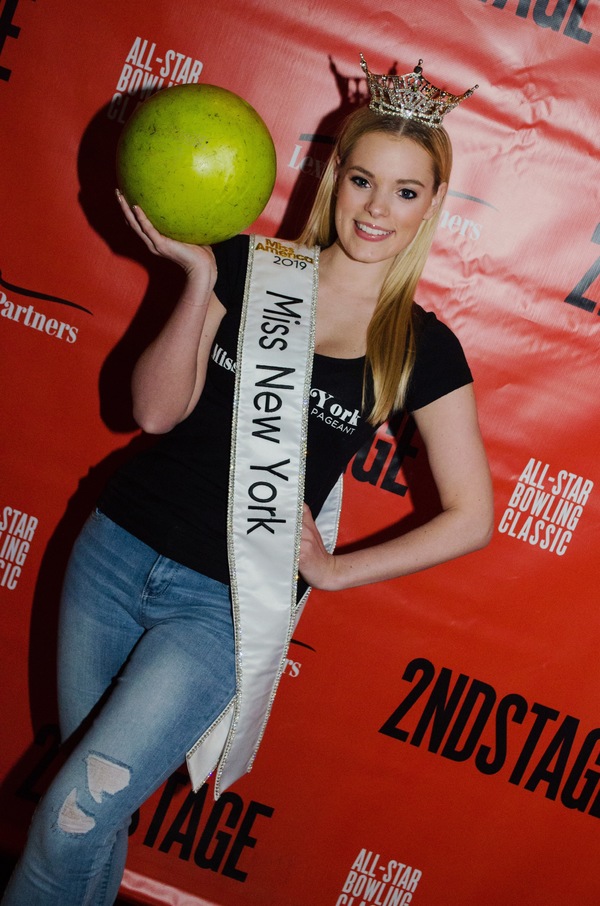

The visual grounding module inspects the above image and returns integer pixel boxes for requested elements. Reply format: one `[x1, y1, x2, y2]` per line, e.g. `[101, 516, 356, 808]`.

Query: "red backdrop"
[1, 1, 599, 903]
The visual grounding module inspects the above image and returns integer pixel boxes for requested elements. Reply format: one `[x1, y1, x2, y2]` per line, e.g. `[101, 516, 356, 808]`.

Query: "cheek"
[335, 182, 353, 209]
[395, 207, 428, 231]
[333, 191, 354, 228]
[406, 197, 437, 225]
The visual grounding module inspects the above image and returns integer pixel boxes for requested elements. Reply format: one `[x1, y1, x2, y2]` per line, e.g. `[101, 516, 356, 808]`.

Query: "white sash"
[186, 236, 343, 797]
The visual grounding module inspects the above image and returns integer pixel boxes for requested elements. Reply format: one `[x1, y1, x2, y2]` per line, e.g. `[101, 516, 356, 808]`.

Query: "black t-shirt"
[99, 234, 472, 583]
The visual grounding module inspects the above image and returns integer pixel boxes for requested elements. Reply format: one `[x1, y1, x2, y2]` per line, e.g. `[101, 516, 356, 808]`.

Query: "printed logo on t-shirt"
[212, 341, 236, 372]
[310, 387, 361, 435]
[212, 343, 361, 435]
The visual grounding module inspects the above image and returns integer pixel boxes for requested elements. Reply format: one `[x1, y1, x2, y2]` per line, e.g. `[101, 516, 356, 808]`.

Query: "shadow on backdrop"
[277, 55, 398, 238]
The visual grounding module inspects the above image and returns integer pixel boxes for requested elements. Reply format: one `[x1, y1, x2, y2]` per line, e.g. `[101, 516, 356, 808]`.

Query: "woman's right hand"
[116, 189, 217, 287]
[120, 188, 226, 431]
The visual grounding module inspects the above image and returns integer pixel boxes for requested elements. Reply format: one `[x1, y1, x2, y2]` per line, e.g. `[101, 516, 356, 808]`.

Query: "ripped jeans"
[2, 510, 236, 906]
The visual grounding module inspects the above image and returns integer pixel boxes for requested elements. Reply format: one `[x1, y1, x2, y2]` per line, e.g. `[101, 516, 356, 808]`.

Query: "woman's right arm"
[117, 193, 226, 434]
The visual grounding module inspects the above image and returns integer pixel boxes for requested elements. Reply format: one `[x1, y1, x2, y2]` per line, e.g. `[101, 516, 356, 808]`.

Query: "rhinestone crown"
[360, 53, 478, 128]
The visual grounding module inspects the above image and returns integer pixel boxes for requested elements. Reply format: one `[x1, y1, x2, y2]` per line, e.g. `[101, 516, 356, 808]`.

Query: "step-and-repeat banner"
[1, 1, 599, 903]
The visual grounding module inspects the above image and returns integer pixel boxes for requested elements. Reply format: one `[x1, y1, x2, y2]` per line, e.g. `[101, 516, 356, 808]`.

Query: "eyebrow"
[349, 164, 426, 188]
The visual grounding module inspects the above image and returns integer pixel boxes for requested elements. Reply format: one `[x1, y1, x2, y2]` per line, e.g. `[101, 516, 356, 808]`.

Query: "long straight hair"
[297, 106, 453, 425]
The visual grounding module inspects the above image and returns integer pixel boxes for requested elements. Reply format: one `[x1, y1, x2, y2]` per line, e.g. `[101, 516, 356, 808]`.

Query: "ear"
[423, 181, 447, 221]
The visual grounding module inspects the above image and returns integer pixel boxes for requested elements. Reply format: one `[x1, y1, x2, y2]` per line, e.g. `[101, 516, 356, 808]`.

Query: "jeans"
[2, 510, 236, 906]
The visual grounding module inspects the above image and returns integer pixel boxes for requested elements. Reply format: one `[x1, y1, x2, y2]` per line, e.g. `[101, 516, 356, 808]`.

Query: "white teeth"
[356, 222, 391, 237]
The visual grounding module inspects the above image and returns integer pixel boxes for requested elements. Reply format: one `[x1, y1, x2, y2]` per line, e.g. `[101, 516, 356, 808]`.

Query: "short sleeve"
[405, 306, 473, 412]
[212, 234, 250, 312]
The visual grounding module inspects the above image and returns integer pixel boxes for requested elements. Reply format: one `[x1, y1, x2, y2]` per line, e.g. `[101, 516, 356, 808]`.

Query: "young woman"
[2, 60, 493, 906]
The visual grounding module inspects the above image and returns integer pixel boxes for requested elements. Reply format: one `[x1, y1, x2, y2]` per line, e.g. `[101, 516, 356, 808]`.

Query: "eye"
[398, 187, 418, 200]
[350, 175, 371, 189]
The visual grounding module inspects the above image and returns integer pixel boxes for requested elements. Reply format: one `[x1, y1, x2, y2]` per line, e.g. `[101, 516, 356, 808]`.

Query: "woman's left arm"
[299, 383, 494, 590]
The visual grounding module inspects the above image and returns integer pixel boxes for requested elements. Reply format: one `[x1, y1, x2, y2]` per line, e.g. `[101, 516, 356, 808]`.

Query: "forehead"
[346, 131, 434, 180]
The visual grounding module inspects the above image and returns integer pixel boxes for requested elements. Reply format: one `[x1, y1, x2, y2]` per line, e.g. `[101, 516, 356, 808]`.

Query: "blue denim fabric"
[2, 510, 236, 906]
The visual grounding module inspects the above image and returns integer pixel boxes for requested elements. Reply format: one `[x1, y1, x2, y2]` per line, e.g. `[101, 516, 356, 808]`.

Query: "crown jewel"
[360, 54, 478, 128]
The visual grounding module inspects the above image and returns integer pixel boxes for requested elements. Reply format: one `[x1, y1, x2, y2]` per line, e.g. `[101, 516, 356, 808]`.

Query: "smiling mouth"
[354, 221, 394, 239]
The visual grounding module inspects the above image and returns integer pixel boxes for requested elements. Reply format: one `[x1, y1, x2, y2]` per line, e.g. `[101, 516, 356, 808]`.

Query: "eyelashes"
[348, 175, 418, 200]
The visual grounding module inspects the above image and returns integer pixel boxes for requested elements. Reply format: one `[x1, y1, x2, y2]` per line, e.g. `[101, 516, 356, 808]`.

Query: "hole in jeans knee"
[56, 753, 131, 835]
[86, 752, 131, 803]
[57, 789, 96, 834]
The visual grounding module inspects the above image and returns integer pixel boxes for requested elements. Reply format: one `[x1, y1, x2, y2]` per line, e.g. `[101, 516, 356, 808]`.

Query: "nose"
[364, 188, 389, 219]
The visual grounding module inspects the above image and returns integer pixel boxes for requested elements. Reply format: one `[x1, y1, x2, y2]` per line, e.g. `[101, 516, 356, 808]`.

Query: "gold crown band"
[360, 54, 478, 128]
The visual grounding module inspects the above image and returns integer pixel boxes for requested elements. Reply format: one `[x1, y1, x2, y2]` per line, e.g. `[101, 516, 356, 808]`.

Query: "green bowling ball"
[116, 83, 277, 245]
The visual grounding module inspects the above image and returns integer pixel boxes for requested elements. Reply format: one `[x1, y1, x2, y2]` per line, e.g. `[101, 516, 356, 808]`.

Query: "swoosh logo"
[447, 189, 498, 211]
[290, 638, 316, 653]
[0, 271, 93, 315]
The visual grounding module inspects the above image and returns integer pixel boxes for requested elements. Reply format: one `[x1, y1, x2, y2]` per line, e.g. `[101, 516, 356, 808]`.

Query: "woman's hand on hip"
[299, 504, 339, 591]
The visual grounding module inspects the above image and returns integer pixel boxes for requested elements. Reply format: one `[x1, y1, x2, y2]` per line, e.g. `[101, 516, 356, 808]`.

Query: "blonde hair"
[297, 106, 453, 425]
